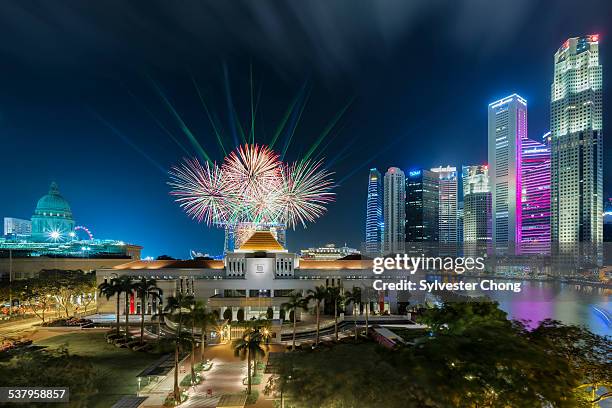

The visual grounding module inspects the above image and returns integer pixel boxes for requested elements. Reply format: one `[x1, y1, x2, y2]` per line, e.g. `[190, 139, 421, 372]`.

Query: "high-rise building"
[405, 169, 439, 243]
[456, 201, 464, 244]
[365, 168, 384, 254]
[604, 198, 612, 242]
[462, 165, 489, 196]
[461, 165, 491, 245]
[463, 192, 492, 244]
[521, 134, 551, 246]
[488, 94, 527, 246]
[431, 166, 458, 244]
[551, 35, 603, 243]
[383, 167, 405, 253]
[3, 217, 32, 238]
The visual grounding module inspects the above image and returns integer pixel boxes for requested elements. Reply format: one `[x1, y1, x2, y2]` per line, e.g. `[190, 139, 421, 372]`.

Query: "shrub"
[245, 390, 259, 405]
[180, 373, 202, 387]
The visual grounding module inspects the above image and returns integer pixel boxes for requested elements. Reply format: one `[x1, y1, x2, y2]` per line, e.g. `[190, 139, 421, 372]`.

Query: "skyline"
[1, 1, 611, 257]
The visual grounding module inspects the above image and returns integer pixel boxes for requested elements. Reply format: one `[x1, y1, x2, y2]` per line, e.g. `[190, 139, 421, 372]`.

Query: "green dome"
[34, 182, 73, 217]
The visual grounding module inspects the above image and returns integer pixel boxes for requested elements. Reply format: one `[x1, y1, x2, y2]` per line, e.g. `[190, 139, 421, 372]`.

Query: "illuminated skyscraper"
[405, 169, 439, 242]
[550, 35, 603, 243]
[383, 167, 405, 253]
[521, 134, 551, 247]
[488, 94, 527, 246]
[462, 165, 489, 196]
[365, 168, 384, 254]
[431, 166, 458, 244]
[461, 165, 491, 244]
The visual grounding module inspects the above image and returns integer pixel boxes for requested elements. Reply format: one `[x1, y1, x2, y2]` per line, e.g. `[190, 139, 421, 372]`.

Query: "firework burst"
[168, 144, 335, 229]
[168, 158, 230, 225]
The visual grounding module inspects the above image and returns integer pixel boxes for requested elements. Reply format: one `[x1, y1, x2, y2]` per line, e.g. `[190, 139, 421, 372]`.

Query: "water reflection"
[483, 280, 611, 336]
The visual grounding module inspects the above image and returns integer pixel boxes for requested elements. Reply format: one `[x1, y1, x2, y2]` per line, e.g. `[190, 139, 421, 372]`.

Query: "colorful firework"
[168, 144, 335, 229]
[168, 158, 230, 225]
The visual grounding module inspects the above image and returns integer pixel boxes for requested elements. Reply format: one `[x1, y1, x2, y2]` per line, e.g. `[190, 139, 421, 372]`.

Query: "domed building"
[30, 182, 76, 242]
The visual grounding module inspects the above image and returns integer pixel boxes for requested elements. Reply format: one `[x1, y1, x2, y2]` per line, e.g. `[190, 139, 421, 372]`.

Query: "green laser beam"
[148, 75, 212, 163]
[125, 88, 191, 156]
[190, 74, 227, 156]
[281, 85, 311, 161]
[302, 97, 354, 163]
[269, 82, 307, 149]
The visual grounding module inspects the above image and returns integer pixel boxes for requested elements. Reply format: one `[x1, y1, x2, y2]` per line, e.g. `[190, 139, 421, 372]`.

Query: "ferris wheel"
[73, 225, 94, 241]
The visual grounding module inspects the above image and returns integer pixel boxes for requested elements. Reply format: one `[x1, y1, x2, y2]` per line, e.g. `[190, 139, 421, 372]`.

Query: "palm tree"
[306, 285, 327, 346]
[281, 292, 308, 350]
[191, 301, 216, 361]
[98, 277, 122, 336]
[344, 287, 362, 341]
[361, 285, 376, 337]
[115, 276, 136, 341]
[164, 293, 195, 404]
[326, 287, 343, 341]
[133, 278, 163, 345]
[233, 328, 266, 395]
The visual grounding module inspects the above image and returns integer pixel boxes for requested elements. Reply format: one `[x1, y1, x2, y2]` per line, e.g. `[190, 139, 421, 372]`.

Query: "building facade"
[383, 167, 405, 253]
[488, 94, 527, 246]
[405, 169, 439, 243]
[462, 165, 492, 245]
[30, 182, 76, 242]
[365, 168, 384, 254]
[431, 166, 458, 244]
[300, 243, 360, 260]
[3, 217, 31, 238]
[96, 232, 408, 333]
[521, 135, 551, 248]
[550, 35, 603, 243]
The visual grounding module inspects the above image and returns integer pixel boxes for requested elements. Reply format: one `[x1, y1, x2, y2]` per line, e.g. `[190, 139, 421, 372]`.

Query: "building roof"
[237, 231, 284, 252]
[34, 182, 73, 217]
[112, 259, 225, 270]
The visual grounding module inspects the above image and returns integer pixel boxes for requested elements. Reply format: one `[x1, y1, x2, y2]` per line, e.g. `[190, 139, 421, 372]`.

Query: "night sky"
[1, 0, 611, 258]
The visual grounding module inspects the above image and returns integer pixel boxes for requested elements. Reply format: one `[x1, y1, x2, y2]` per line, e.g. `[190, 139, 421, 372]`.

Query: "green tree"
[530, 319, 612, 405]
[343, 287, 362, 341]
[281, 292, 308, 350]
[0, 347, 98, 408]
[132, 278, 162, 345]
[20, 278, 53, 322]
[191, 301, 216, 361]
[98, 276, 122, 336]
[325, 287, 342, 341]
[164, 293, 195, 403]
[112, 275, 137, 340]
[306, 285, 327, 345]
[41, 270, 94, 318]
[233, 328, 266, 395]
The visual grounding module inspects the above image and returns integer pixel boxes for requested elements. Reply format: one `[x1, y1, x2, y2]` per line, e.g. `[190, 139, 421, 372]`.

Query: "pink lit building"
[520, 133, 551, 252]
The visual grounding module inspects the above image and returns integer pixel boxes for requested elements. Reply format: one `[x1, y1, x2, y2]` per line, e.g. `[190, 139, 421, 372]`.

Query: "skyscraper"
[550, 35, 603, 243]
[521, 134, 551, 248]
[383, 167, 405, 253]
[461, 165, 491, 245]
[365, 168, 384, 254]
[462, 165, 489, 196]
[488, 94, 527, 246]
[431, 166, 458, 244]
[405, 169, 439, 243]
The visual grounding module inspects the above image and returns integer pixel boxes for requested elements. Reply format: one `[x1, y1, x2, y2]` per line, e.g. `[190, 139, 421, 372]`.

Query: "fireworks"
[168, 144, 335, 229]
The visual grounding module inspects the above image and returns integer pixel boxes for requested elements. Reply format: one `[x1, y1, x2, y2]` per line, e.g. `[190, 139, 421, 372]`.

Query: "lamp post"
[8, 249, 12, 318]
